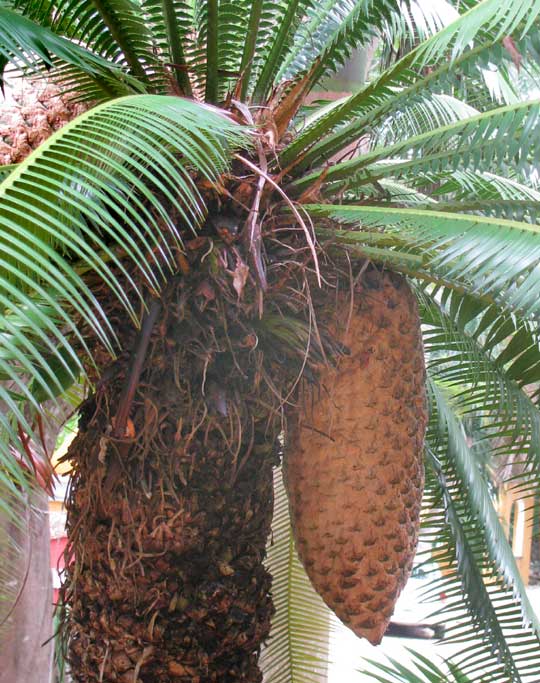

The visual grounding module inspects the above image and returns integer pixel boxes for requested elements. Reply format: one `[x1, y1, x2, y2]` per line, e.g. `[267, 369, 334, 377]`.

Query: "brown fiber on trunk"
[59, 246, 301, 682]
[65, 411, 275, 682]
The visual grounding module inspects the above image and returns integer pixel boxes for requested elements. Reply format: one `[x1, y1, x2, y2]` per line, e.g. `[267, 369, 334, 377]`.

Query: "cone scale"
[285, 271, 427, 645]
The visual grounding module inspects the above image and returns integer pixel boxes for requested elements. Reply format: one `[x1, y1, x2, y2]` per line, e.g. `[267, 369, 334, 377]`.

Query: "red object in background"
[50, 535, 67, 603]
[13, 421, 57, 495]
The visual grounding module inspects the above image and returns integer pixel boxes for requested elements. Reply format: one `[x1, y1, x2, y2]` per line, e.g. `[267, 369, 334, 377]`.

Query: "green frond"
[261, 467, 332, 683]
[0, 5, 141, 97]
[415, 280, 540, 681]
[2, 94, 245, 283]
[230, 0, 308, 102]
[275, 0, 401, 96]
[306, 204, 540, 319]
[415, 198, 540, 224]
[238, 0, 263, 99]
[293, 99, 540, 192]
[426, 404, 521, 611]
[212, 0, 258, 100]
[423, 399, 540, 682]
[25, 0, 157, 84]
[413, 170, 540, 222]
[430, 170, 540, 202]
[370, 93, 480, 150]
[251, 0, 312, 103]
[381, 0, 459, 50]
[279, 42, 488, 172]
[362, 648, 475, 683]
[419, 285, 540, 494]
[275, 0, 357, 82]
[182, 0, 247, 101]
[189, 0, 271, 102]
[340, 179, 436, 205]
[74, 0, 156, 82]
[408, 316, 540, 679]
[280, 0, 540, 170]
[139, 0, 194, 95]
[421, 285, 540, 390]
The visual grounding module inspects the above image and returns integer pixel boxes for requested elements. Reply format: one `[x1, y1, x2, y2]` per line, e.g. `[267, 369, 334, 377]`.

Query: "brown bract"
[0, 79, 87, 164]
[285, 271, 427, 645]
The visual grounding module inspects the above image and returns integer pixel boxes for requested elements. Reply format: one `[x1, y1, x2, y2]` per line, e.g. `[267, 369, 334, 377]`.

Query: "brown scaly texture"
[59, 233, 326, 683]
[0, 80, 86, 164]
[62, 281, 277, 681]
[284, 270, 427, 645]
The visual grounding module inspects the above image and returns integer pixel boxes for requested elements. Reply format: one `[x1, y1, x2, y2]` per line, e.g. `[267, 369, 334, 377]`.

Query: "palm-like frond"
[362, 648, 476, 682]
[281, 0, 540, 171]
[183, 0, 267, 101]
[276, 0, 399, 90]
[414, 170, 540, 222]
[138, 0, 194, 95]
[0, 94, 248, 487]
[307, 204, 540, 319]
[422, 406, 540, 682]
[293, 99, 540, 192]
[251, 0, 313, 103]
[0, 5, 140, 96]
[11, 0, 158, 84]
[381, 0, 460, 51]
[261, 466, 332, 683]
[420, 286, 540, 449]
[427, 377, 538, 626]
[368, 93, 480, 150]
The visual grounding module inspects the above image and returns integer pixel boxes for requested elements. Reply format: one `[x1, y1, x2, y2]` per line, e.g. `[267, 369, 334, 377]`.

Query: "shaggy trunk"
[60, 259, 289, 682]
[65, 413, 275, 682]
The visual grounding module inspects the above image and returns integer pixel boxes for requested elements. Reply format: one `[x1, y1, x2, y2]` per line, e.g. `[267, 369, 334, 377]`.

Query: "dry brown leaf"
[232, 256, 250, 299]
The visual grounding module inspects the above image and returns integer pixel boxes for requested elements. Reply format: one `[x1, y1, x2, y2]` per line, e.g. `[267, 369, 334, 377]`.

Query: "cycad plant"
[2, 0, 540, 681]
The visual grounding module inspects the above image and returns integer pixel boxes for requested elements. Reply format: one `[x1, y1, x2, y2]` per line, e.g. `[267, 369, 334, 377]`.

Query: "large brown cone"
[284, 270, 427, 645]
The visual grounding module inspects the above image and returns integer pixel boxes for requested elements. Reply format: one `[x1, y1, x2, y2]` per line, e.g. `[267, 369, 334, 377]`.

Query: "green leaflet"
[0, 5, 142, 97]
[306, 204, 540, 319]
[261, 467, 332, 683]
